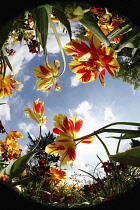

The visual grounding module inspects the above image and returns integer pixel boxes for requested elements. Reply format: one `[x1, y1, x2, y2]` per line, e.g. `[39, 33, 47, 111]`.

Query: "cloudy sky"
[1, 22, 140, 178]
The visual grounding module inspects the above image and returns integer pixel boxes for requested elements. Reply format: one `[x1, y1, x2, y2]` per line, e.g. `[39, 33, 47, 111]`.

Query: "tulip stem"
[48, 15, 66, 78]
[74, 131, 95, 142]
[31, 126, 42, 151]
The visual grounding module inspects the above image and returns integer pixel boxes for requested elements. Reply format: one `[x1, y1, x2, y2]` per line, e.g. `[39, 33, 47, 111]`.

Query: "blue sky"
[0, 22, 140, 178]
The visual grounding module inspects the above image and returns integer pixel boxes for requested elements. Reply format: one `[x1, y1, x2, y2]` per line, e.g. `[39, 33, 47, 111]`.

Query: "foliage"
[115, 48, 140, 89]
[27, 131, 60, 164]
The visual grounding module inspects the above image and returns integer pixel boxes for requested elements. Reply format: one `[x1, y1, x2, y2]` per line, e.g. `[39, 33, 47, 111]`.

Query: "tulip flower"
[24, 99, 47, 126]
[45, 114, 94, 166]
[0, 64, 22, 98]
[64, 32, 120, 86]
[34, 60, 61, 92]
[98, 21, 122, 44]
[0, 131, 23, 161]
[45, 166, 68, 183]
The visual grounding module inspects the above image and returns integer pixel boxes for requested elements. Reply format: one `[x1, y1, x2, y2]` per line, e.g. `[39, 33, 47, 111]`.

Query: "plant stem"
[48, 15, 66, 78]
[75, 121, 140, 142]
[95, 134, 110, 158]
[31, 126, 42, 151]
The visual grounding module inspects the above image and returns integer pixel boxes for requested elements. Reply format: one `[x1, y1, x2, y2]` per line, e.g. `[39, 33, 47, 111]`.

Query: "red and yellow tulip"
[45, 114, 94, 166]
[98, 21, 122, 44]
[0, 64, 22, 99]
[34, 60, 61, 92]
[64, 32, 120, 86]
[24, 99, 47, 126]
[45, 166, 68, 184]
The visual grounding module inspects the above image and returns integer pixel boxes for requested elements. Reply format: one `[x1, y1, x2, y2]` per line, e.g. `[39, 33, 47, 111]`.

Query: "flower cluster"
[83, 178, 105, 194]
[64, 32, 120, 86]
[0, 131, 23, 161]
[33, 159, 68, 184]
[6, 49, 16, 56]
[101, 160, 127, 174]
[45, 114, 94, 166]
[28, 39, 38, 54]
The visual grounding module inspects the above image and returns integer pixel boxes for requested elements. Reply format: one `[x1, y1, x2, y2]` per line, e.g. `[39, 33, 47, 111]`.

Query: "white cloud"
[41, 121, 48, 133]
[47, 33, 70, 54]
[69, 100, 101, 137]
[18, 84, 24, 92]
[18, 75, 31, 92]
[8, 43, 36, 73]
[18, 122, 38, 133]
[104, 107, 116, 125]
[70, 75, 80, 87]
[0, 98, 11, 122]
[9, 95, 24, 113]
[21, 145, 28, 156]
[23, 75, 31, 83]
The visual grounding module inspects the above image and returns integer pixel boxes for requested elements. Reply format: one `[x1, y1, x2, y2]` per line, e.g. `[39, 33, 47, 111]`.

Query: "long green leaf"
[10, 150, 38, 179]
[80, 12, 110, 47]
[0, 19, 14, 50]
[0, 159, 16, 175]
[107, 20, 133, 41]
[48, 15, 66, 76]
[110, 146, 140, 167]
[53, 7, 72, 40]
[102, 128, 140, 135]
[10, 176, 34, 187]
[115, 27, 140, 51]
[96, 121, 140, 134]
[1, 47, 13, 72]
[35, 5, 49, 58]
[108, 133, 140, 140]
[0, 103, 6, 105]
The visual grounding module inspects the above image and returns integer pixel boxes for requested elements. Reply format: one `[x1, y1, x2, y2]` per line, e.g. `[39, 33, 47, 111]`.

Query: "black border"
[0, 0, 140, 209]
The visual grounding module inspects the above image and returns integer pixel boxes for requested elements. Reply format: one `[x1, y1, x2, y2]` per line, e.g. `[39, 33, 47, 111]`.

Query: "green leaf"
[10, 150, 38, 179]
[48, 15, 66, 76]
[50, 2, 65, 12]
[108, 133, 140, 139]
[115, 27, 140, 51]
[80, 12, 110, 47]
[96, 121, 140, 134]
[35, 5, 49, 58]
[0, 103, 6, 105]
[0, 159, 16, 175]
[107, 20, 133, 41]
[53, 7, 72, 40]
[10, 176, 34, 187]
[110, 146, 140, 167]
[103, 128, 140, 135]
[0, 19, 14, 50]
[1, 47, 13, 72]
